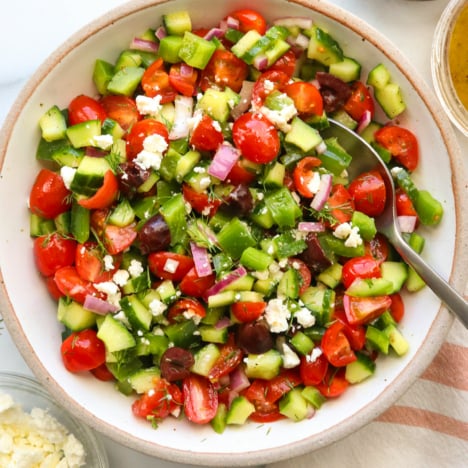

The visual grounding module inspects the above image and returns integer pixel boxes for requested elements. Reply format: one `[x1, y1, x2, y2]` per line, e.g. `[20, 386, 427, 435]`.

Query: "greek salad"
[30, 8, 444, 430]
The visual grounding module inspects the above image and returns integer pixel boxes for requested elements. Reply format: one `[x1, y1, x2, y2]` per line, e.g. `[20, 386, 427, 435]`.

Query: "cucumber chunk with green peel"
[66, 120, 101, 149]
[279, 388, 310, 421]
[285, 117, 323, 153]
[97, 314, 136, 352]
[226, 396, 255, 425]
[107, 66, 145, 96]
[345, 351, 376, 383]
[345, 277, 395, 297]
[128, 367, 161, 394]
[211, 403, 228, 433]
[301, 386, 326, 409]
[307, 25, 344, 65]
[39, 105, 67, 142]
[163, 10, 192, 36]
[57, 297, 97, 331]
[178, 32, 216, 69]
[380, 261, 408, 294]
[244, 349, 283, 380]
[191, 343, 220, 377]
[328, 56, 362, 82]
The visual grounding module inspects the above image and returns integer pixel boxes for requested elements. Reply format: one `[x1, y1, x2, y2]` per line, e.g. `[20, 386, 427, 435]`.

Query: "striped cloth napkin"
[270, 318, 468, 468]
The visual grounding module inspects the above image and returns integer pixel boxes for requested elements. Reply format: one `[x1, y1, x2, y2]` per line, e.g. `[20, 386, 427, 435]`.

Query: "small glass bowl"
[431, 0, 468, 136]
[0, 372, 109, 467]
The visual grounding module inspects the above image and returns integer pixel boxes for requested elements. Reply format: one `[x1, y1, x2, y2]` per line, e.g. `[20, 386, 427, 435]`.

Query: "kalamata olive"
[117, 162, 150, 199]
[299, 232, 332, 273]
[225, 184, 254, 215]
[315, 72, 352, 113]
[160, 347, 195, 382]
[138, 214, 171, 254]
[236, 320, 274, 354]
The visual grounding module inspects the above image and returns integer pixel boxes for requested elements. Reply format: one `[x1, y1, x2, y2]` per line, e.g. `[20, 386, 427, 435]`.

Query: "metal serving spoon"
[322, 119, 468, 329]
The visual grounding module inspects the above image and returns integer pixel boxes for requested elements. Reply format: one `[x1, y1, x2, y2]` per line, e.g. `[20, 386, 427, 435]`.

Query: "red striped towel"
[270, 319, 468, 468]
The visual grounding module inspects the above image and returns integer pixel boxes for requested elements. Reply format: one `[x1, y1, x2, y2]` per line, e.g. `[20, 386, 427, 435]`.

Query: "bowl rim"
[431, 0, 468, 137]
[0, 0, 466, 465]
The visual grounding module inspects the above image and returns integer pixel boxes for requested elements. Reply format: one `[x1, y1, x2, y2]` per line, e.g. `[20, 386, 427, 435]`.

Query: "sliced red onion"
[315, 140, 327, 154]
[229, 366, 250, 393]
[155, 26, 167, 40]
[310, 173, 333, 211]
[253, 53, 269, 71]
[231, 81, 254, 119]
[85, 147, 108, 157]
[214, 317, 231, 330]
[298, 221, 326, 232]
[204, 27, 225, 41]
[169, 96, 194, 140]
[207, 144, 241, 181]
[356, 109, 372, 134]
[398, 215, 418, 233]
[204, 266, 247, 298]
[83, 295, 119, 315]
[130, 37, 159, 53]
[190, 242, 213, 277]
[225, 16, 240, 30]
[273, 17, 314, 30]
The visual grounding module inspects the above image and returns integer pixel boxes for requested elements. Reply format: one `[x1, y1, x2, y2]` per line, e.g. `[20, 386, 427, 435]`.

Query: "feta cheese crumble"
[264, 298, 291, 333]
[60, 166, 76, 190]
[281, 343, 300, 369]
[134, 133, 168, 171]
[128, 259, 144, 278]
[136, 94, 163, 116]
[0, 392, 86, 468]
[333, 222, 363, 248]
[92, 134, 114, 150]
[294, 307, 316, 328]
[259, 101, 298, 133]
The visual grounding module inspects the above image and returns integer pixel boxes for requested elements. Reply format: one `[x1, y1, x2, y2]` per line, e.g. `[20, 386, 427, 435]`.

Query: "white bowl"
[0, 372, 109, 467]
[0, 0, 466, 466]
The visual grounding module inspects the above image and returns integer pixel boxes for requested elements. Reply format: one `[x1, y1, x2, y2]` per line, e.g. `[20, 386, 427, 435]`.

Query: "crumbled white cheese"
[197, 176, 212, 191]
[182, 309, 202, 325]
[281, 343, 300, 369]
[134, 133, 168, 171]
[211, 120, 222, 132]
[112, 269, 130, 287]
[143, 133, 168, 154]
[60, 166, 76, 190]
[94, 281, 121, 306]
[0, 392, 86, 467]
[113, 311, 130, 328]
[294, 307, 316, 328]
[149, 299, 167, 317]
[128, 259, 144, 278]
[92, 134, 114, 150]
[163, 258, 179, 274]
[390, 166, 403, 178]
[263, 79, 275, 92]
[136, 94, 163, 116]
[259, 102, 297, 133]
[333, 222, 362, 248]
[264, 298, 291, 333]
[103, 255, 114, 272]
[333, 222, 352, 239]
[306, 347, 323, 363]
[306, 171, 321, 195]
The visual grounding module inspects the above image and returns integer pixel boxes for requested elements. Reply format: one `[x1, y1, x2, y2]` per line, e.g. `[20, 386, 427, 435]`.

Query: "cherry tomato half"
[100, 95, 140, 131]
[267, 50, 297, 78]
[141, 58, 177, 103]
[207, 344, 243, 383]
[169, 63, 199, 97]
[229, 9, 267, 34]
[179, 267, 216, 298]
[341, 255, 382, 289]
[189, 114, 224, 152]
[77, 170, 119, 210]
[182, 374, 218, 424]
[232, 112, 280, 164]
[231, 301, 267, 322]
[327, 184, 355, 224]
[348, 170, 386, 217]
[242, 379, 284, 423]
[321, 321, 357, 367]
[75, 242, 117, 283]
[68, 95, 107, 126]
[61, 329, 106, 373]
[33, 233, 77, 277]
[299, 353, 329, 386]
[285, 81, 323, 117]
[343, 81, 374, 122]
[251, 70, 290, 108]
[29, 169, 72, 219]
[126, 118, 169, 160]
[148, 252, 194, 282]
[395, 188, 418, 217]
[167, 298, 206, 324]
[54, 266, 100, 304]
[316, 367, 349, 398]
[182, 183, 221, 217]
[343, 294, 392, 326]
[293, 156, 322, 198]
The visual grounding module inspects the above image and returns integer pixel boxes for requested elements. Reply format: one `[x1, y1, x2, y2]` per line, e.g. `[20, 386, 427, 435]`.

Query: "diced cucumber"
[405, 232, 426, 292]
[207, 290, 237, 308]
[290, 331, 315, 355]
[345, 351, 376, 383]
[359, 121, 383, 144]
[367, 63, 391, 89]
[159, 35, 184, 63]
[277, 268, 300, 299]
[365, 325, 389, 354]
[163, 10, 192, 36]
[66, 120, 101, 149]
[57, 297, 97, 331]
[107, 66, 145, 96]
[164, 320, 199, 348]
[198, 88, 238, 123]
[39, 105, 67, 142]
[97, 314, 136, 352]
[211, 402, 228, 434]
[351, 211, 377, 241]
[178, 32, 216, 69]
[279, 388, 309, 422]
[102, 118, 125, 140]
[226, 396, 255, 425]
[328, 56, 361, 82]
[300, 286, 335, 326]
[70, 201, 90, 244]
[199, 325, 228, 344]
[285, 117, 323, 153]
[318, 137, 352, 175]
[120, 294, 153, 331]
[93, 59, 114, 95]
[244, 349, 283, 380]
[128, 367, 161, 394]
[29, 214, 54, 237]
[385, 324, 409, 356]
[307, 25, 343, 65]
[380, 261, 408, 294]
[239, 247, 274, 272]
[232, 30, 263, 58]
[191, 343, 220, 377]
[316, 263, 342, 289]
[108, 199, 135, 227]
[250, 202, 275, 229]
[224, 275, 255, 291]
[114, 50, 143, 71]
[156, 280, 177, 303]
[135, 333, 169, 358]
[263, 161, 285, 188]
[70, 155, 112, 196]
[345, 277, 394, 297]
[301, 386, 326, 409]
[175, 150, 201, 183]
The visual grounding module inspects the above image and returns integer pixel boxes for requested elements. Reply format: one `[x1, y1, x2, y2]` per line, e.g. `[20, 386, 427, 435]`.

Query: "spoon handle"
[394, 237, 468, 329]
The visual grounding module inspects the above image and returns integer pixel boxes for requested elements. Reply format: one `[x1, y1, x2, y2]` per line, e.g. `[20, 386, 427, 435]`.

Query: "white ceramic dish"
[0, 0, 466, 466]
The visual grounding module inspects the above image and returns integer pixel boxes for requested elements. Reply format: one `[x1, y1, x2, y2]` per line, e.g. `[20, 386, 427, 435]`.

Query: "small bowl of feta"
[0, 371, 109, 468]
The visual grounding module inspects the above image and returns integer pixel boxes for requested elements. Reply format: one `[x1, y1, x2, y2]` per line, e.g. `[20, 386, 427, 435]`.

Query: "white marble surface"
[0, 1, 466, 467]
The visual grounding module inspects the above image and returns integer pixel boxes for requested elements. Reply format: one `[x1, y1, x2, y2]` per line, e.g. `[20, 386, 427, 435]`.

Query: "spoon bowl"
[323, 119, 468, 328]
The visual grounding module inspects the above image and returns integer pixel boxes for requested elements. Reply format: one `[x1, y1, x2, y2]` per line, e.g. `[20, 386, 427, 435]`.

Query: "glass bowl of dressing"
[431, 0, 468, 137]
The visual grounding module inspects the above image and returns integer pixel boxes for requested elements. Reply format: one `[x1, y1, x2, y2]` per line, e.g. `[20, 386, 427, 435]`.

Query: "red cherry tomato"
[148, 252, 194, 281]
[348, 170, 386, 217]
[375, 125, 419, 171]
[75, 242, 117, 283]
[229, 9, 267, 34]
[126, 118, 169, 160]
[167, 298, 206, 324]
[54, 266, 100, 304]
[316, 367, 349, 398]
[264, 369, 303, 404]
[341, 255, 382, 289]
[68, 95, 107, 125]
[207, 344, 243, 383]
[321, 321, 357, 367]
[267, 50, 297, 78]
[100, 95, 139, 131]
[29, 169, 72, 219]
[182, 374, 218, 424]
[292, 156, 322, 198]
[395, 188, 418, 217]
[242, 379, 284, 423]
[61, 329, 106, 373]
[333, 309, 366, 351]
[45, 276, 65, 300]
[343, 294, 392, 325]
[225, 159, 257, 185]
[232, 111, 280, 164]
[169, 62, 199, 97]
[343, 81, 374, 122]
[199, 49, 249, 93]
[132, 378, 183, 420]
[299, 353, 329, 386]
[90, 363, 115, 382]
[102, 224, 138, 255]
[389, 292, 405, 323]
[327, 184, 355, 224]
[285, 81, 323, 117]
[179, 267, 216, 298]
[364, 233, 390, 263]
[182, 183, 221, 217]
[33, 233, 77, 277]
[189, 114, 224, 152]
[251, 70, 290, 108]
[77, 170, 119, 210]
[141, 58, 177, 103]
[231, 301, 267, 322]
